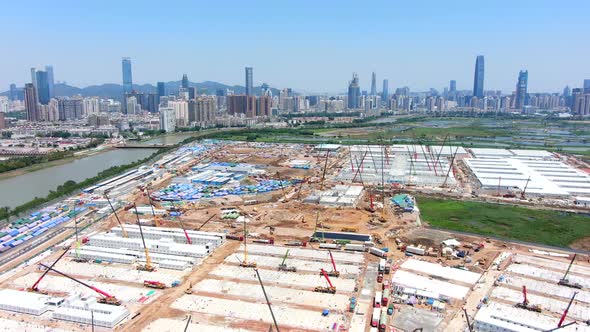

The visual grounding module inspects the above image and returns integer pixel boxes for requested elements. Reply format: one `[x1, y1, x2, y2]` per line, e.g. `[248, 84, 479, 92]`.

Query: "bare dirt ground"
[570, 237, 590, 251]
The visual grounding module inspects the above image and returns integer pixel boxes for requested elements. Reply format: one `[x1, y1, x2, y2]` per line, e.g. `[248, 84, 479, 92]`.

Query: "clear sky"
[2, 0, 589, 94]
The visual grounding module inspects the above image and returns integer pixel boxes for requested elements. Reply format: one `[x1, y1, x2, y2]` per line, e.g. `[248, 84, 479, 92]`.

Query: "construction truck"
[143, 280, 166, 289]
[185, 282, 193, 294]
[558, 254, 583, 289]
[314, 269, 336, 294]
[39, 263, 121, 306]
[278, 250, 297, 272]
[515, 286, 542, 312]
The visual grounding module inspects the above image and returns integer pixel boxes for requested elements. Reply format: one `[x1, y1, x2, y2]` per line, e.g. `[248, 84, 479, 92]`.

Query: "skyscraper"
[122, 57, 133, 96]
[450, 80, 457, 92]
[157, 82, 166, 97]
[30, 68, 37, 90]
[347, 73, 361, 109]
[9, 84, 16, 101]
[35, 71, 50, 105]
[382, 79, 389, 101]
[182, 74, 189, 89]
[188, 87, 197, 99]
[24, 83, 39, 122]
[245, 67, 253, 96]
[515, 70, 528, 109]
[563, 86, 571, 98]
[370, 72, 377, 96]
[584, 79, 590, 94]
[45, 65, 55, 99]
[473, 55, 485, 98]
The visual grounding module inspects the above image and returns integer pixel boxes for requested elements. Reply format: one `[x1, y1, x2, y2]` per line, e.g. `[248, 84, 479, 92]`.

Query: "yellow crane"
[133, 204, 155, 272]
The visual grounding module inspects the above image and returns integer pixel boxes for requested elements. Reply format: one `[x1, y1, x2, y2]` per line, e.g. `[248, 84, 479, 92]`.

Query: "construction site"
[0, 140, 588, 331]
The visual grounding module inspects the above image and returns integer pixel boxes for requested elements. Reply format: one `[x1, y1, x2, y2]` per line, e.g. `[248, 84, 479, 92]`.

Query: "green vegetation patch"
[417, 196, 590, 247]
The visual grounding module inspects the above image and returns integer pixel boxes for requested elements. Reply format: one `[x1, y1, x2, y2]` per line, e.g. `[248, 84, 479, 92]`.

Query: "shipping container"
[344, 243, 365, 252]
[371, 308, 380, 327]
[382, 289, 390, 306]
[379, 308, 388, 332]
[8, 230, 19, 237]
[0, 246, 9, 253]
[370, 247, 387, 258]
[319, 243, 340, 250]
[405, 245, 425, 256]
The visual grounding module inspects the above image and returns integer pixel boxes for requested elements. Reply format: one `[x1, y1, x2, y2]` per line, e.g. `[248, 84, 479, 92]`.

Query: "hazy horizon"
[2, 0, 589, 94]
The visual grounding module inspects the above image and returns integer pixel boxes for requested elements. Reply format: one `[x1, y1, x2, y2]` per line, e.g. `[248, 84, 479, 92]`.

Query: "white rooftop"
[401, 259, 481, 285]
[475, 302, 589, 332]
[391, 270, 470, 300]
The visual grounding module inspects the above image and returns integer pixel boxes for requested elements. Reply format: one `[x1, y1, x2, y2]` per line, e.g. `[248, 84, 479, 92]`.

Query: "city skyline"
[1, 1, 589, 93]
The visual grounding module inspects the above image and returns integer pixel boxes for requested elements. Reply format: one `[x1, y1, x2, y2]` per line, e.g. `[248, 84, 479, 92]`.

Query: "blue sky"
[2, 0, 589, 94]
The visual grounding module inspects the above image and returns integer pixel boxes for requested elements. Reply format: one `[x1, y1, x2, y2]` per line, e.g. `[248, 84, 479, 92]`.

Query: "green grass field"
[416, 196, 590, 247]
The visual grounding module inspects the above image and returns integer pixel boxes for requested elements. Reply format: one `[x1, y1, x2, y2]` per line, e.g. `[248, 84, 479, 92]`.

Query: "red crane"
[39, 263, 121, 306]
[327, 251, 340, 277]
[315, 268, 336, 294]
[28, 246, 71, 292]
[558, 292, 578, 327]
[520, 176, 531, 200]
[515, 285, 541, 312]
[178, 218, 192, 244]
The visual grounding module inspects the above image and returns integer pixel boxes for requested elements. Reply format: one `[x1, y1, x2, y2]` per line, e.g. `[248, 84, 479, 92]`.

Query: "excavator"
[133, 204, 155, 272]
[39, 263, 121, 306]
[324, 250, 340, 277]
[278, 250, 296, 272]
[515, 285, 541, 312]
[27, 247, 70, 293]
[315, 269, 336, 294]
[239, 219, 256, 268]
[558, 254, 583, 289]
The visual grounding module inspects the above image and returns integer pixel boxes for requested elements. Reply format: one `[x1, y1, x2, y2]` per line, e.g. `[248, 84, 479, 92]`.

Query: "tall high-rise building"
[245, 67, 253, 96]
[24, 83, 39, 122]
[370, 72, 377, 96]
[584, 79, 590, 94]
[30, 68, 37, 90]
[473, 55, 485, 98]
[122, 57, 133, 96]
[35, 71, 50, 105]
[347, 73, 361, 109]
[450, 80, 457, 92]
[157, 82, 166, 97]
[9, 84, 17, 101]
[188, 87, 197, 99]
[382, 79, 389, 101]
[182, 74, 189, 89]
[45, 65, 55, 99]
[159, 107, 176, 133]
[515, 70, 528, 109]
[563, 86, 571, 97]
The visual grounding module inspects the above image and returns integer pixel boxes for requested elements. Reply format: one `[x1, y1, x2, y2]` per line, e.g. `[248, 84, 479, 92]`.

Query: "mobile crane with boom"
[133, 204, 155, 272]
[278, 250, 296, 272]
[558, 254, 583, 289]
[315, 268, 336, 294]
[28, 246, 70, 293]
[39, 263, 121, 306]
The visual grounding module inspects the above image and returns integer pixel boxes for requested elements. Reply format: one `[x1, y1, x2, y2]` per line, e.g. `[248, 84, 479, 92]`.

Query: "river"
[0, 133, 195, 209]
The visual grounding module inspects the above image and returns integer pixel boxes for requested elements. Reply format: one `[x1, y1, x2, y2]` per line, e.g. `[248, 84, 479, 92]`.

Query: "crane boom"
[133, 204, 153, 271]
[254, 268, 280, 332]
[521, 176, 531, 199]
[320, 269, 334, 288]
[30, 246, 71, 291]
[178, 218, 192, 244]
[522, 285, 529, 305]
[320, 151, 330, 190]
[558, 292, 578, 327]
[105, 194, 127, 238]
[196, 214, 216, 231]
[329, 251, 338, 275]
[39, 263, 114, 299]
[563, 254, 576, 280]
[281, 250, 290, 266]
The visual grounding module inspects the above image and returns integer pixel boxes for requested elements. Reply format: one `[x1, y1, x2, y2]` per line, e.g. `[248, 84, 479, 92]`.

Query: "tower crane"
[39, 263, 121, 306]
[315, 268, 336, 294]
[133, 204, 155, 272]
[28, 246, 70, 293]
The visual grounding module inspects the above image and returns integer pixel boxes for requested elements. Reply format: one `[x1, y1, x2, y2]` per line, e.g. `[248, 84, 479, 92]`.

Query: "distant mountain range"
[1, 81, 281, 99]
